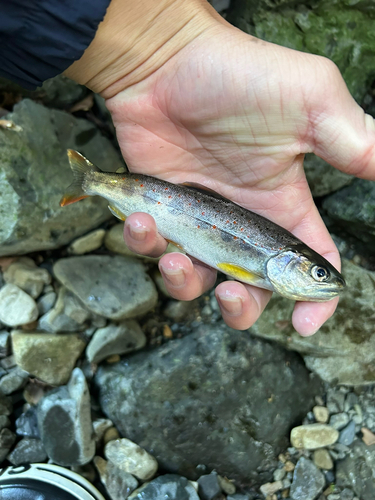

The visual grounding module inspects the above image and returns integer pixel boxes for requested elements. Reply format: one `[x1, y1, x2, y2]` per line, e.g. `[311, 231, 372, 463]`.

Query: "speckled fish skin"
[62, 151, 346, 301]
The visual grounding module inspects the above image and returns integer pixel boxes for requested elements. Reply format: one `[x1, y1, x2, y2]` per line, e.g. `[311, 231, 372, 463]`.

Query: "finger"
[124, 212, 168, 258]
[159, 253, 217, 300]
[215, 281, 272, 331]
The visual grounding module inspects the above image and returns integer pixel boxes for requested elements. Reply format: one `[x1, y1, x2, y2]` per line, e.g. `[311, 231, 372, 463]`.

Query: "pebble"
[339, 420, 356, 446]
[1, 354, 16, 370]
[273, 468, 286, 481]
[197, 472, 222, 500]
[259, 481, 283, 497]
[0, 330, 9, 357]
[128, 474, 199, 500]
[7, 437, 47, 465]
[86, 320, 146, 364]
[0, 428, 16, 463]
[227, 496, 252, 500]
[93, 418, 114, 443]
[313, 406, 329, 424]
[340, 488, 355, 500]
[164, 300, 195, 321]
[12, 331, 86, 385]
[290, 424, 339, 449]
[327, 494, 341, 500]
[53, 255, 158, 320]
[0, 284, 38, 326]
[0, 415, 10, 431]
[15, 406, 40, 438]
[68, 229, 106, 255]
[217, 475, 236, 495]
[0, 393, 13, 415]
[37, 291, 57, 315]
[313, 449, 334, 470]
[103, 427, 120, 446]
[104, 223, 158, 261]
[94, 455, 138, 499]
[329, 412, 350, 430]
[105, 438, 158, 481]
[289, 457, 325, 500]
[3, 257, 51, 298]
[326, 389, 345, 414]
[0, 366, 29, 395]
[37, 368, 95, 466]
[345, 393, 359, 411]
[361, 427, 375, 446]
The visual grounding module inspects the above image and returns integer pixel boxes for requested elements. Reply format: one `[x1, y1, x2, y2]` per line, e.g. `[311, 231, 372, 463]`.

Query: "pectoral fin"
[108, 205, 127, 221]
[217, 262, 262, 284]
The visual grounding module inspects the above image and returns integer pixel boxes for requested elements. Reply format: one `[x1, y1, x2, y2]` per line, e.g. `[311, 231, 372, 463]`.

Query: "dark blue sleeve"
[0, 0, 110, 90]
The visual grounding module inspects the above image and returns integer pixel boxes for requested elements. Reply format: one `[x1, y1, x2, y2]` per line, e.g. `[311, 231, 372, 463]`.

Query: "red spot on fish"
[233, 221, 237, 224]
[140, 184, 144, 187]
[189, 203, 191, 206]
[230, 211, 233, 214]
[168, 195, 172, 199]
[202, 212, 205, 215]
[135, 179, 139, 182]
[197, 200, 201, 203]
[255, 243, 258, 246]
[122, 177, 126, 180]
[153, 189, 156, 192]
[157, 202, 161, 205]
[197, 225, 200, 228]
[279, 247, 282, 250]
[226, 220, 229, 223]
[165, 188, 168, 191]
[240, 228, 244, 231]
[212, 225, 216, 229]
[178, 194, 181, 197]
[233, 236, 238, 240]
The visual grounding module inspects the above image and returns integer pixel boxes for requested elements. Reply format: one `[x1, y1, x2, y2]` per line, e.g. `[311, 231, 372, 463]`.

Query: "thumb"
[308, 60, 375, 180]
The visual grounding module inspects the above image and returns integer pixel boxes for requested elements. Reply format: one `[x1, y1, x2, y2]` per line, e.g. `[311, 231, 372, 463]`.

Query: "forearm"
[64, 0, 222, 98]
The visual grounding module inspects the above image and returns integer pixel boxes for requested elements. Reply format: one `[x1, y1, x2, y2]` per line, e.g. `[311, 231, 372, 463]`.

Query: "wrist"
[64, 0, 221, 98]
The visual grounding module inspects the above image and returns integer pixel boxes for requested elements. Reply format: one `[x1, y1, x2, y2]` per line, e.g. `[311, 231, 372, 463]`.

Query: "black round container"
[0, 463, 105, 500]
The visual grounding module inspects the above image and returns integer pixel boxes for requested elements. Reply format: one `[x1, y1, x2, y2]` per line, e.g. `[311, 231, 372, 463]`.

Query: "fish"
[60, 150, 346, 302]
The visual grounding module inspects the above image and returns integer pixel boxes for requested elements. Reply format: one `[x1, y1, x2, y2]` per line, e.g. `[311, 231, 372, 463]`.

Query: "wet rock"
[0, 366, 29, 395]
[227, 496, 252, 500]
[290, 457, 325, 500]
[93, 418, 113, 443]
[37, 292, 57, 316]
[128, 474, 199, 500]
[54, 256, 158, 320]
[313, 406, 329, 424]
[291, 424, 339, 450]
[164, 300, 195, 321]
[86, 321, 146, 364]
[329, 413, 350, 430]
[259, 481, 283, 497]
[104, 438, 158, 481]
[0, 284, 38, 327]
[37, 368, 95, 466]
[304, 154, 353, 197]
[0, 393, 12, 415]
[0, 428, 16, 463]
[0, 330, 10, 357]
[313, 449, 334, 470]
[0, 355, 15, 370]
[12, 331, 86, 385]
[336, 440, 375, 500]
[3, 257, 51, 298]
[217, 475, 236, 495]
[96, 323, 322, 483]
[94, 456, 138, 500]
[16, 406, 40, 438]
[0, 99, 124, 257]
[250, 260, 375, 385]
[197, 472, 223, 500]
[7, 437, 47, 465]
[340, 489, 355, 500]
[68, 229, 106, 255]
[0, 415, 10, 431]
[339, 420, 357, 446]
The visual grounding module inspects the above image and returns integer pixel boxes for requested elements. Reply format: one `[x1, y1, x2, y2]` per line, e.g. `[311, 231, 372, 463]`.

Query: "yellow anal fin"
[108, 205, 127, 221]
[217, 262, 260, 284]
[166, 239, 184, 251]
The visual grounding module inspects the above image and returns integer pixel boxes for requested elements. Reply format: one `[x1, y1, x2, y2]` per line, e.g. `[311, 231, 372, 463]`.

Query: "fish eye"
[311, 265, 330, 282]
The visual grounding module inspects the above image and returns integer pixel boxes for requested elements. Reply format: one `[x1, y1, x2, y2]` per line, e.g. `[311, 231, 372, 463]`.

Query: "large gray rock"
[53, 256, 158, 320]
[250, 259, 375, 385]
[0, 99, 124, 256]
[37, 368, 95, 466]
[96, 323, 322, 484]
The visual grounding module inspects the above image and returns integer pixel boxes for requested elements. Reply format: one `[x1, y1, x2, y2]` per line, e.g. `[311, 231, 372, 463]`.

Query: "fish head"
[266, 245, 346, 301]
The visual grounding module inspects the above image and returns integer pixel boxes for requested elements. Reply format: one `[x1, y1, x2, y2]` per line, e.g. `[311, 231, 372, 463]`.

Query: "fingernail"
[160, 265, 186, 288]
[128, 221, 149, 241]
[217, 293, 243, 316]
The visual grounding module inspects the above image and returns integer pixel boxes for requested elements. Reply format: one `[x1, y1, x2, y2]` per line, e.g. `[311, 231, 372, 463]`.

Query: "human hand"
[66, 0, 375, 335]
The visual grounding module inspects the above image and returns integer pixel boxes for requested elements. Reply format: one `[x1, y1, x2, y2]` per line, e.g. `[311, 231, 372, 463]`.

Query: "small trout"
[61, 150, 345, 301]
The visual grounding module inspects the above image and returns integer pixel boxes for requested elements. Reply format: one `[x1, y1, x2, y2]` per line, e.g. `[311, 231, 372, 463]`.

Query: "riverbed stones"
[7, 437, 47, 465]
[53, 255, 158, 320]
[3, 257, 51, 298]
[94, 456, 138, 500]
[104, 438, 158, 481]
[128, 475, 199, 500]
[86, 321, 146, 364]
[0, 284, 38, 326]
[16, 406, 39, 438]
[12, 331, 86, 385]
[197, 472, 222, 500]
[96, 323, 322, 483]
[290, 424, 339, 450]
[37, 368, 95, 466]
[313, 449, 334, 470]
[0, 366, 29, 395]
[289, 457, 325, 500]
[0, 428, 16, 463]
[339, 421, 356, 446]
[68, 229, 106, 255]
[0, 99, 124, 256]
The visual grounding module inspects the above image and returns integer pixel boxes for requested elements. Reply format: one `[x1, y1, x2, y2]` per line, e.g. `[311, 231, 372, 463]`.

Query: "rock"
[291, 424, 339, 450]
[38, 286, 93, 333]
[37, 368, 95, 466]
[93, 418, 114, 443]
[0, 330, 10, 357]
[197, 472, 222, 500]
[104, 438, 158, 481]
[37, 292, 57, 316]
[36, 75, 87, 109]
[96, 323, 322, 483]
[227, 496, 252, 500]
[1, 355, 16, 370]
[340, 489, 355, 500]
[86, 321, 146, 364]
[94, 456, 138, 500]
[313, 449, 334, 470]
[339, 421, 357, 446]
[313, 406, 329, 424]
[0, 366, 29, 395]
[54, 256, 158, 320]
[104, 427, 121, 446]
[128, 474, 199, 500]
[217, 475, 236, 495]
[3, 257, 51, 298]
[7, 437, 47, 465]
[273, 468, 286, 481]
[0, 99, 124, 257]
[329, 413, 350, 430]
[336, 440, 375, 500]
[0, 428, 16, 463]
[304, 154, 353, 197]
[0, 284, 38, 327]
[12, 331, 86, 385]
[289, 457, 325, 500]
[0, 415, 10, 431]
[16, 406, 40, 438]
[259, 481, 283, 497]
[250, 259, 375, 385]
[164, 300, 195, 321]
[0, 393, 12, 415]
[68, 229, 106, 255]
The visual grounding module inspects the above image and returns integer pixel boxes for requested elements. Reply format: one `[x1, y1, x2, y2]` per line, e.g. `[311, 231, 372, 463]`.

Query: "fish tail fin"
[60, 150, 101, 207]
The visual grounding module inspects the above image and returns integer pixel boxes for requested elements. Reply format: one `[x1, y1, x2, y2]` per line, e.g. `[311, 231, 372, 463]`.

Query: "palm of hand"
[107, 24, 374, 335]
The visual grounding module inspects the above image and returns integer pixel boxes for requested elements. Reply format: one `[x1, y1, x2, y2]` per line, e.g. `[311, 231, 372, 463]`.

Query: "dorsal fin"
[179, 182, 228, 201]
